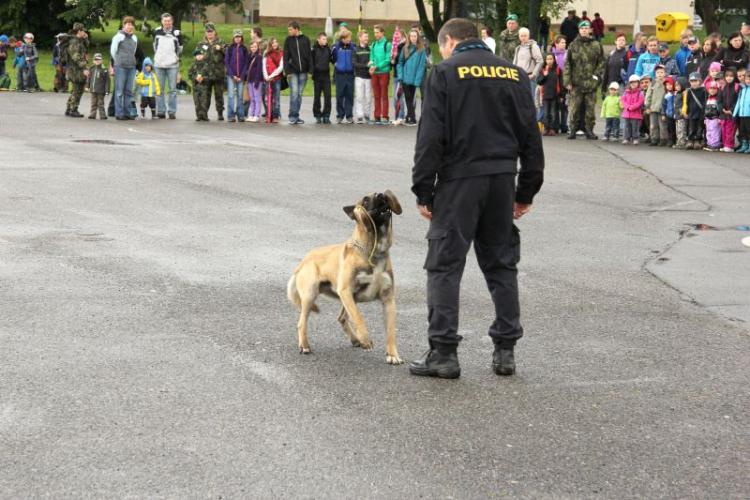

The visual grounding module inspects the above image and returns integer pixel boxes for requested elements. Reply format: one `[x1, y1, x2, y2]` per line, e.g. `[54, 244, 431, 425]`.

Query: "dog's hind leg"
[337, 306, 360, 347]
[295, 268, 319, 354]
[297, 302, 313, 354]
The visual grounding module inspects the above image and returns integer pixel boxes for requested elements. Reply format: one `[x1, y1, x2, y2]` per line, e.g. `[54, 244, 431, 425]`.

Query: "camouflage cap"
[93, 53, 102, 59]
[233, 29, 243, 37]
[204, 22, 216, 32]
[72, 22, 85, 33]
[578, 20, 591, 28]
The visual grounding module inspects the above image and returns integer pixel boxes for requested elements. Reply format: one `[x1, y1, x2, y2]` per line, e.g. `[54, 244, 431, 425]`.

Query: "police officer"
[409, 18, 544, 379]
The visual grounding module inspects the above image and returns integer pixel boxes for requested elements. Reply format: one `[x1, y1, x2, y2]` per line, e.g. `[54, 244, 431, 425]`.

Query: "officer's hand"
[513, 203, 532, 220]
[417, 204, 432, 220]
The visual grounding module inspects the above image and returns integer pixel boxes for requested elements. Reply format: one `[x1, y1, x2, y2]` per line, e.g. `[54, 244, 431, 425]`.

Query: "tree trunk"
[446, 0, 457, 19]
[696, 0, 720, 34]
[432, 0, 444, 34]
[495, 0, 507, 35]
[414, 0, 437, 42]
[527, 0, 541, 41]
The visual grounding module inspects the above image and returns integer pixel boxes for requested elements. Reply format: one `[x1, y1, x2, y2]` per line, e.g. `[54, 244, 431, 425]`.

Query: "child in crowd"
[332, 30, 356, 124]
[703, 81, 722, 151]
[135, 57, 161, 119]
[600, 82, 622, 141]
[661, 76, 677, 147]
[225, 30, 249, 123]
[87, 53, 109, 120]
[21, 33, 38, 91]
[537, 53, 562, 135]
[262, 37, 284, 123]
[683, 72, 707, 150]
[719, 68, 740, 152]
[396, 28, 427, 126]
[645, 65, 667, 145]
[189, 49, 211, 121]
[550, 36, 568, 133]
[639, 74, 652, 140]
[353, 30, 373, 124]
[673, 77, 688, 148]
[244, 41, 264, 122]
[0, 35, 9, 79]
[13, 41, 25, 91]
[391, 28, 407, 125]
[734, 71, 750, 153]
[311, 32, 332, 124]
[703, 62, 723, 89]
[621, 74, 645, 145]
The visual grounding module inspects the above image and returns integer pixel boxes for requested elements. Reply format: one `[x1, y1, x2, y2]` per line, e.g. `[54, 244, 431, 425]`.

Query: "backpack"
[57, 34, 72, 66]
[0, 73, 10, 89]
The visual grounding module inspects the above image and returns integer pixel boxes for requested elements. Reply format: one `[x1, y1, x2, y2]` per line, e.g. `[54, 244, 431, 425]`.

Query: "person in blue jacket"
[674, 30, 693, 76]
[332, 29, 356, 123]
[634, 36, 661, 79]
[396, 29, 427, 126]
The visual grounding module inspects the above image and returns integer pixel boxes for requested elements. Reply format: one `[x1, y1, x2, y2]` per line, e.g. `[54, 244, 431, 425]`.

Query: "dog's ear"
[343, 205, 356, 220]
[383, 190, 402, 215]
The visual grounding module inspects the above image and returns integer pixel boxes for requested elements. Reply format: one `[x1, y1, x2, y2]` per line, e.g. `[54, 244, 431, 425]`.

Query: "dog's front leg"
[336, 286, 373, 350]
[381, 288, 402, 364]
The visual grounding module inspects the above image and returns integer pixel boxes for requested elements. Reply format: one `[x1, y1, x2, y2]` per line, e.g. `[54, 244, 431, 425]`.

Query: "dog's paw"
[386, 354, 404, 365]
[350, 338, 361, 348]
[299, 346, 312, 354]
[359, 339, 374, 351]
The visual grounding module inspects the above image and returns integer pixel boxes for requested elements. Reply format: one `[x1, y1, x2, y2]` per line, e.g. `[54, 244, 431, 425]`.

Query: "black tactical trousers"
[424, 173, 523, 348]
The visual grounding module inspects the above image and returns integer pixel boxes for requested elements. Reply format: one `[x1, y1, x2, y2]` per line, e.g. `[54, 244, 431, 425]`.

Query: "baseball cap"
[628, 74, 640, 83]
[93, 53, 102, 60]
[506, 14, 518, 22]
[608, 81, 620, 90]
[688, 72, 701, 81]
[687, 36, 698, 44]
[639, 74, 652, 81]
[578, 20, 591, 28]
[233, 29, 243, 37]
[658, 43, 669, 51]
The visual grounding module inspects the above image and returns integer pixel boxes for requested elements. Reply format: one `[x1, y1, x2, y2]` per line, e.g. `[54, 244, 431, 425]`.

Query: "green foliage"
[0, 0, 69, 47]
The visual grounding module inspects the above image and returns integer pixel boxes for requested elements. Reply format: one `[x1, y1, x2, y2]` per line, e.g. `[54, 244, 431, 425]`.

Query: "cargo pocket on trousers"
[423, 226, 450, 272]
[505, 224, 521, 267]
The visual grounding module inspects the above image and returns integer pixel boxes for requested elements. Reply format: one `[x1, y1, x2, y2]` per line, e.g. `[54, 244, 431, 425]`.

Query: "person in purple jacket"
[225, 29, 249, 122]
[244, 40, 264, 122]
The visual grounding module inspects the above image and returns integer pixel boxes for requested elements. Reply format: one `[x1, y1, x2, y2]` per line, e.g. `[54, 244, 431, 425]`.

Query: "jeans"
[287, 73, 307, 121]
[623, 118, 641, 141]
[604, 117, 620, 138]
[335, 73, 354, 119]
[114, 66, 137, 118]
[543, 99, 559, 131]
[155, 66, 178, 115]
[267, 80, 281, 119]
[226, 76, 245, 120]
[22, 65, 37, 89]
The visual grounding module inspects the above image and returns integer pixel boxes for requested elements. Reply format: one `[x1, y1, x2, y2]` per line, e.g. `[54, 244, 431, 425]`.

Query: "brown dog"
[286, 191, 403, 364]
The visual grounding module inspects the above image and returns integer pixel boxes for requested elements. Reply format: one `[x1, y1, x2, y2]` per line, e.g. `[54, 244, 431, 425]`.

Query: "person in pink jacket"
[620, 74, 645, 144]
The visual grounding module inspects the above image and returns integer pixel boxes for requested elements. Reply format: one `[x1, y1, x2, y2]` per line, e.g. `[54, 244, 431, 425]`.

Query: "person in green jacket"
[368, 24, 392, 123]
[497, 14, 521, 62]
[600, 81, 623, 140]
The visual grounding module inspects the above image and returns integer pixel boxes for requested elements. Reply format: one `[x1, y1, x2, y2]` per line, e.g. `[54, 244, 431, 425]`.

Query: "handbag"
[280, 76, 289, 91]
[243, 81, 251, 103]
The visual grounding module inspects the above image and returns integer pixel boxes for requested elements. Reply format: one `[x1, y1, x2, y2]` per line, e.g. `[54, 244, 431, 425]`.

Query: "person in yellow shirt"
[135, 57, 161, 118]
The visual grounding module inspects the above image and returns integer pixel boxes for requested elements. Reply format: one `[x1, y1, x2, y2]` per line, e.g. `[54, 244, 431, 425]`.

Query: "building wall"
[551, 0, 695, 32]
[259, 0, 424, 22]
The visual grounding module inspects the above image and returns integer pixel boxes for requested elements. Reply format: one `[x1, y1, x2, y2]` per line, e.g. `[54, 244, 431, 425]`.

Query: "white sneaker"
[720, 147, 734, 153]
[392, 119, 404, 126]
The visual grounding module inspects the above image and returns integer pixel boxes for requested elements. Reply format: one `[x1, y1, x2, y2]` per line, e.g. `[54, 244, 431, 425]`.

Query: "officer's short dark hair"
[437, 18, 478, 46]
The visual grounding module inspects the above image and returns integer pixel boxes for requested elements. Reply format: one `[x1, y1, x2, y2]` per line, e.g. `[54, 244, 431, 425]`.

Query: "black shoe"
[585, 130, 598, 140]
[296, 118, 305, 124]
[69, 110, 83, 118]
[315, 117, 322, 124]
[168, 113, 176, 120]
[492, 347, 516, 376]
[116, 116, 127, 120]
[409, 344, 460, 379]
[64, 109, 70, 116]
[567, 132, 577, 140]
[157, 113, 167, 119]
[217, 114, 224, 121]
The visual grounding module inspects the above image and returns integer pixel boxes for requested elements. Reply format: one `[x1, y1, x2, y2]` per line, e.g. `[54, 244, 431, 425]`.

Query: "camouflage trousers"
[67, 81, 86, 112]
[193, 80, 224, 119]
[568, 89, 597, 132]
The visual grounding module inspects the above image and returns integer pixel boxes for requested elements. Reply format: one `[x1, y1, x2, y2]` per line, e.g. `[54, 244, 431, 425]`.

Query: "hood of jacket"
[142, 57, 153, 72]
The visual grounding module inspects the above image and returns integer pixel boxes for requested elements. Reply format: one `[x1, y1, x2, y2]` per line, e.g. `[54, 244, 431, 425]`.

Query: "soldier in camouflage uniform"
[199, 23, 226, 120]
[562, 20, 605, 139]
[496, 14, 520, 61]
[65, 23, 89, 118]
[188, 48, 211, 121]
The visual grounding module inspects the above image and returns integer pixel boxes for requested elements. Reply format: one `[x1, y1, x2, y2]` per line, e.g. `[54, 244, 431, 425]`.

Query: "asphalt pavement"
[1, 92, 748, 498]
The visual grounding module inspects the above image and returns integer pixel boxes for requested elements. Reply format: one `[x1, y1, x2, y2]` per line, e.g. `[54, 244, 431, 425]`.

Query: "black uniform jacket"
[411, 39, 544, 206]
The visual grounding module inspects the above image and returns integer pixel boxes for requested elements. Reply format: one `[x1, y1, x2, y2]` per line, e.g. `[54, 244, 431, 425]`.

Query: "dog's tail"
[286, 273, 319, 313]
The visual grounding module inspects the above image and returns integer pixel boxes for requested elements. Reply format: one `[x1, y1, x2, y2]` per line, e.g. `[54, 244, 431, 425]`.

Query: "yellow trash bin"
[655, 12, 690, 43]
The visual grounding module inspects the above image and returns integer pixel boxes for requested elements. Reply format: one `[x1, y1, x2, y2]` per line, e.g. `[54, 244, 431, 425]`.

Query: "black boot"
[409, 343, 460, 379]
[492, 346, 516, 376]
[584, 130, 598, 140]
[567, 132, 577, 140]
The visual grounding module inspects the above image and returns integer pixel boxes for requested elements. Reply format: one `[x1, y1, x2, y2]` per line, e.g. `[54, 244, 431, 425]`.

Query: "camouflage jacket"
[496, 29, 519, 61]
[66, 36, 89, 82]
[562, 36, 605, 92]
[188, 57, 211, 83]
[196, 37, 226, 80]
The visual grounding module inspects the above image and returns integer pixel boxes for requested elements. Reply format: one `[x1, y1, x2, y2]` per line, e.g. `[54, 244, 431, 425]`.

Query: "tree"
[695, 0, 748, 34]
[0, 0, 69, 47]
[415, 0, 467, 42]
